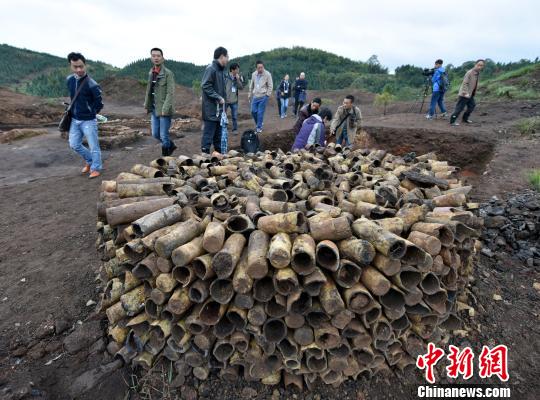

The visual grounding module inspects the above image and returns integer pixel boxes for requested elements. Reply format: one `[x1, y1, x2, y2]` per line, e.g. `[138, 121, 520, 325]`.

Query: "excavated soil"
[0, 86, 539, 399]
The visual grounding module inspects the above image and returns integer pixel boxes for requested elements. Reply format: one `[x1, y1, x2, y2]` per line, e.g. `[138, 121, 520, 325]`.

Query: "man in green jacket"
[144, 47, 176, 156]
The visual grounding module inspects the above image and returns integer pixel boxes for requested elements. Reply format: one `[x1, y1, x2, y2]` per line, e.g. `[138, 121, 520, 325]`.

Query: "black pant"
[294, 97, 304, 115]
[451, 96, 476, 122]
[276, 97, 282, 117]
[201, 120, 222, 153]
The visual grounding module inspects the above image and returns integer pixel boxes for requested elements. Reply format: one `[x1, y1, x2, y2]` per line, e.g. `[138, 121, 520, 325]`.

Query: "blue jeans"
[428, 91, 447, 116]
[69, 118, 102, 171]
[337, 127, 350, 146]
[280, 98, 289, 117]
[151, 111, 171, 148]
[251, 96, 269, 131]
[226, 103, 238, 131]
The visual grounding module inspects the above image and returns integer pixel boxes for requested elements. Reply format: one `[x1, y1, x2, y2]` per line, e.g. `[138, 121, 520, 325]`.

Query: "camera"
[422, 68, 435, 76]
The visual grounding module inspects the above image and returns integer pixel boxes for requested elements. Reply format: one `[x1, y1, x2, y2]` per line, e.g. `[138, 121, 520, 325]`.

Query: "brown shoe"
[89, 171, 101, 179]
[81, 164, 91, 174]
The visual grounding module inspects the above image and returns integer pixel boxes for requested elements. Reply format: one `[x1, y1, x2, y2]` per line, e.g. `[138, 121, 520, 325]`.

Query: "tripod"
[408, 76, 432, 114]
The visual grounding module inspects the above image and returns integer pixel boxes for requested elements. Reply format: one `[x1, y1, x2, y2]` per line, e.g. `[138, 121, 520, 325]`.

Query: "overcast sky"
[1, 0, 538, 71]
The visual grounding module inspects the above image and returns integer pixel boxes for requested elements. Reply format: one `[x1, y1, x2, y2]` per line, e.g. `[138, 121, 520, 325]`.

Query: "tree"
[373, 89, 396, 115]
[192, 79, 202, 98]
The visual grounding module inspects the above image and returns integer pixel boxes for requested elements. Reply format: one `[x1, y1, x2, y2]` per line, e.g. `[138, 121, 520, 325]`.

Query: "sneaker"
[81, 164, 90, 174]
[89, 171, 101, 179]
[450, 122, 460, 126]
[256, 129, 262, 134]
[463, 119, 473, 124]
[425, 114, 433, 120]
[232, 129, 238, 135]
[440, 112, 447, 118]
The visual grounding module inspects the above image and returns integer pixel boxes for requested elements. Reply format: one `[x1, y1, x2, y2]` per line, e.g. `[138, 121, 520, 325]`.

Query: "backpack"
[439, 71, 450, 92]
[241, 129, 260, 154]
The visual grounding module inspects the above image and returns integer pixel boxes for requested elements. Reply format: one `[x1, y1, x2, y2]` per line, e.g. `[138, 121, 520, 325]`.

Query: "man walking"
[426, 59, 448, 119]
[292, 97, 322, 134]
[293, 72, 308, 115]
[279, 74, 291, 118]
[330, 95, 362, 147]
[248, 60, 273, 134]
[450, 59, 485, 126]
[144, 48, 176, 156]
[201, 47, 228, 154]
[66, 52, 103, 179]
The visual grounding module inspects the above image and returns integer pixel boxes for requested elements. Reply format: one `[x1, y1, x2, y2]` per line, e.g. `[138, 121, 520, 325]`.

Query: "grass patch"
[515, 116, 540, 135]
[528, 170, 540, 191]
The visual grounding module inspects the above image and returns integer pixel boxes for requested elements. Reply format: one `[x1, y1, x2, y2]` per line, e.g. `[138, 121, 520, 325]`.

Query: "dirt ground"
[0, 86, 539, 399]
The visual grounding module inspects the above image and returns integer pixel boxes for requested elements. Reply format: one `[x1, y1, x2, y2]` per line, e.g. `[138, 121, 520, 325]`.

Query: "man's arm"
[461, 71, 471, 97]
[330, 108, 340, 134]
[91, 82, 104, 114]
[162, 71, 175, 115]
[143, 71, 151, 109]
[236, 75, 244, 90]
[266, 73, 273, 97]
[201, 67, 223, 102]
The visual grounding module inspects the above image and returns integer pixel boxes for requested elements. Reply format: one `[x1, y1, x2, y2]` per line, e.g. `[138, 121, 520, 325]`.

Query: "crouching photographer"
[425, 59, 448, 119]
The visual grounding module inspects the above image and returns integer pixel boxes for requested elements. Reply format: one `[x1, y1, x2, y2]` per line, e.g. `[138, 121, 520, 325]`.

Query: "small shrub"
[515, 116, 540, 135]
[528, 170, 540, 191]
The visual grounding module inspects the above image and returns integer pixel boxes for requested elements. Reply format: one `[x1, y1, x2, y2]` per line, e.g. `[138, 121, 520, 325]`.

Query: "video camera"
[422, 68, 435, 76]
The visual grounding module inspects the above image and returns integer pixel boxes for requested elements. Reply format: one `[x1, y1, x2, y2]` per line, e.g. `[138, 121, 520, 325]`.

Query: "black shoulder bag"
[59, 77, 88, 132]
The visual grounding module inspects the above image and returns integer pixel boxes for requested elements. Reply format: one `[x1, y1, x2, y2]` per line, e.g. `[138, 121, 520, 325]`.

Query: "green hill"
[0, 43, 537, 101]
[0, 43, 117, 97]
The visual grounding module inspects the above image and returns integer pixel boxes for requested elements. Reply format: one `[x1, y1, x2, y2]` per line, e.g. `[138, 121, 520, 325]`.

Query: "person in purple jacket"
[291, 107, 332, 151]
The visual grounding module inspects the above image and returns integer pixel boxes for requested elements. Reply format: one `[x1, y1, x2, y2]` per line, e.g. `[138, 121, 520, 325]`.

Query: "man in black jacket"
[293, 72, 308, 115]
[292, 97, 321, 134]
[66, 52, 104, 179]
[201, 47, 228, 154]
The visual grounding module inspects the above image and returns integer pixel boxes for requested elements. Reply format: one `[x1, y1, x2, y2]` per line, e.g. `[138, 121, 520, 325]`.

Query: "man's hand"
[219, 98, 225, 105]
[464, 93, 470, 98]
[330, 129, 336, 136]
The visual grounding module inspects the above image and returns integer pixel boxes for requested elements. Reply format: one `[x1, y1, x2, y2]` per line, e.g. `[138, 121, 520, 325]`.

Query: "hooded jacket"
[292, 114, 326, 151]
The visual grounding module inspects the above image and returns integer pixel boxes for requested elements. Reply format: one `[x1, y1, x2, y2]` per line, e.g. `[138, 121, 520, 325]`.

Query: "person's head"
[150, 48, 164, 66]
[300, 72, 305, 79]
[311, 97, 322, 112]
[67, 52, 87, 77]
[284, 74, 289, 81]
[474, 59, 485, 72]
[229, 62, 240, 74]
[435, 59, 443, 67]
[255, 60, 265, 74]
[318, 107, 332, 123]
[343, 95, 355, 109]
[214, 47, 229, 67]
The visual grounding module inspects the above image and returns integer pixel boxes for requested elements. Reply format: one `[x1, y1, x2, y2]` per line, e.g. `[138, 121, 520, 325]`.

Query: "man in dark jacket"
[144, 48, 176, 156]
[293, 72, 308, 115]
[66, 52, 103, 179]
[201, 47, 228, 154]
[225, 62, 243, 134]
[292, 97, 322, 134]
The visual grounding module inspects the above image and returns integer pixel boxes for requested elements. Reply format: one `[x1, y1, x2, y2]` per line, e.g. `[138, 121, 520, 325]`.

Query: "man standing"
[225, 62, 243, 134]
[450, 59, 485, 126]
[279, 74, 291, 118]
[426, 59, 448, 119]
[292, 97, 322, 134]
[201, 47, 228, 154]
[293, 72, 308, 115]
[330, 95, 362, 147]
[66, 52, 103, 179]
[248, 60, 273, 134]
[144, 48, 176, 156]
